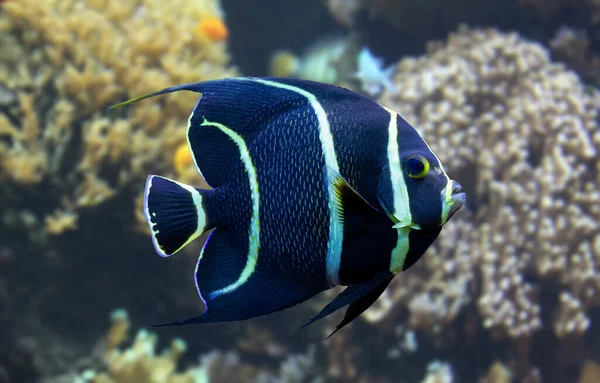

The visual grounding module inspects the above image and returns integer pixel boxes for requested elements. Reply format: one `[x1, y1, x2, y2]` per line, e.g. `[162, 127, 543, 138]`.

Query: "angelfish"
[108, 77, 466, 336]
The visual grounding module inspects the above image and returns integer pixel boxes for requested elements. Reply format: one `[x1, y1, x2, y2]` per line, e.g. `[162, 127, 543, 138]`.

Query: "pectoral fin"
[327, 275, 394, 338]
[329, 170, 380, 235]
[301, 272, 394, 337]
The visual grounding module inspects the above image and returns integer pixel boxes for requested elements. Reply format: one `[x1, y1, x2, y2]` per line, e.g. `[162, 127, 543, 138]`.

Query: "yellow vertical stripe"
[200, 119, 261, 299]
[383, 108, 412, 273]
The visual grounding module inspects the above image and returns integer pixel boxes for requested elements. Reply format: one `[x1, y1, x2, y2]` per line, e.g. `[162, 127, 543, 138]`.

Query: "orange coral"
[195, 16, 228, 41]
[173, 142, 193, 175]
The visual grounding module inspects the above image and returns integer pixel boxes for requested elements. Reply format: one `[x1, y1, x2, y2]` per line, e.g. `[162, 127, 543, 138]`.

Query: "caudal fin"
[144, 175, 210, 257]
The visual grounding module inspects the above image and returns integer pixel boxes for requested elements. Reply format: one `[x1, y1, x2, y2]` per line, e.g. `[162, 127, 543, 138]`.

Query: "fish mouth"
[447, 181, 466, 221]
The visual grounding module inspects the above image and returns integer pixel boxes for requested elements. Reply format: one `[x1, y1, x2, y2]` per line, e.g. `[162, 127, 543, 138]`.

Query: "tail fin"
[144, 175, 210, 257]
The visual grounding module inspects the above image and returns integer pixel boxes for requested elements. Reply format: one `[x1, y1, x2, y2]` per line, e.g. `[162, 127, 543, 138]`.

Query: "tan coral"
[78, 309, 209, 383]
[479, 361, 512, 383]
[0, 0, 238, 238]
[45, 208, 79, 235]
[375, 26, 600, 340]
[550, 27, 600, 87]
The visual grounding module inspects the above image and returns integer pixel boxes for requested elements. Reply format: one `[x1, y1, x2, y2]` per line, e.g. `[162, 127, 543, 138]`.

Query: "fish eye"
[403, 154, 430, 180]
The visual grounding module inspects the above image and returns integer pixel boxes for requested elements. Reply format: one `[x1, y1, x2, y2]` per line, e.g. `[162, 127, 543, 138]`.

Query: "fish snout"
[448, 180, 466, 220]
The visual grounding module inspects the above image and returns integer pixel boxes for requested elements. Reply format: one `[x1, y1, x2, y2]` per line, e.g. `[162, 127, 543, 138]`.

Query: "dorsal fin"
[107, 77, 373, 188]
[186, 77, 373, 187]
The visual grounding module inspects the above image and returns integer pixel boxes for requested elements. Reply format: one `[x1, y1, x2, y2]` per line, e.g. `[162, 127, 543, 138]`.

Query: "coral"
[354, 47, 396, 96]
[173, 142, 195, 176]
[578, 360, 600, 383]
[0, 0, 235, 238]
[420, 361, 454, 383]
[480, 361, 512, 383]
[67, 309, 209, 383]
[549, 27, 600, 87]
[519, 0, 600, 24]
[325, 0, 362, 28]
[269, 51, 300, 78]
[195, 16, 229, 42]
[268, 36, 359, 86]
[44, 207, 79, 235]
[377, 26, 600, 342]
[45, 309, 325, 383]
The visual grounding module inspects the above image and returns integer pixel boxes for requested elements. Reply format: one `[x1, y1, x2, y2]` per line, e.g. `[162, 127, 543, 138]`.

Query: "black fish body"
[108, 77, 466, 334]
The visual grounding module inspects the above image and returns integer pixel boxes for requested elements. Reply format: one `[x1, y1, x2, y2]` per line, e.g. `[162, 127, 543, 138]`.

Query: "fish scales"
[188, 80, 332, 316]
[251, 105, 329, 285]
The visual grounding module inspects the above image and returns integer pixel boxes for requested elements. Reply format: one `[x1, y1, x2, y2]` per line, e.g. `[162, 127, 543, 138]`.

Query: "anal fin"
[327, 275, 394, 338]
[151, 229, 324, 326]
[301, 272, 394, 337]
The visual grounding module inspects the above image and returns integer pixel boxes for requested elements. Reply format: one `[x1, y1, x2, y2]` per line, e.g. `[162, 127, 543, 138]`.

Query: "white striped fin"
[144, 175, 207, 257]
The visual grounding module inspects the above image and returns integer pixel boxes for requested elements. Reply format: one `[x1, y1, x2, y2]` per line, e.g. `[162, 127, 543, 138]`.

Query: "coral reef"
[3, 0, 600, 382]
[269, 36, 359, 86]
[377, 26, 600, 341]
[420, 361, 453, 383]
[289, 26, 600, 381]
[47, 309, 325, 383]
[50, 309, 210, 383]
[550, 27, 600, 87]
[0, 0, 235, 239]
[325, 0, 362, 28]
[578, 360, 600, 383]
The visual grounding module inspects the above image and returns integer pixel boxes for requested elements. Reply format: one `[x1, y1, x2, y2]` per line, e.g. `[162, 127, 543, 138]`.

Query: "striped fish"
[108, 77, 465, 336]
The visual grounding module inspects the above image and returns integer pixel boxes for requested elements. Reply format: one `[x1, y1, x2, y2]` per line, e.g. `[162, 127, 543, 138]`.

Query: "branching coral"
[63, 309, 209, 383]
[48, 309, 324, 383]
[0, 0, 234, 238]
[372, 26, 600, 345]
[550, 27, 600, 87]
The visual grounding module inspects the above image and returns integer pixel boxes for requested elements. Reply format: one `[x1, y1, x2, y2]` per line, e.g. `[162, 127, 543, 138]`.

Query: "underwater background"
[1, 0, 600, 382]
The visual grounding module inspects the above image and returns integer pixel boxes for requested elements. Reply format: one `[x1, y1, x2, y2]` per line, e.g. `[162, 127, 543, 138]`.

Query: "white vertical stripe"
[382, 108, 413, 273]
[199, 120, 261, 299]
[390, 227, 410, 273]
[383, 108, 412, 226]
[248, 78, 343, 286]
